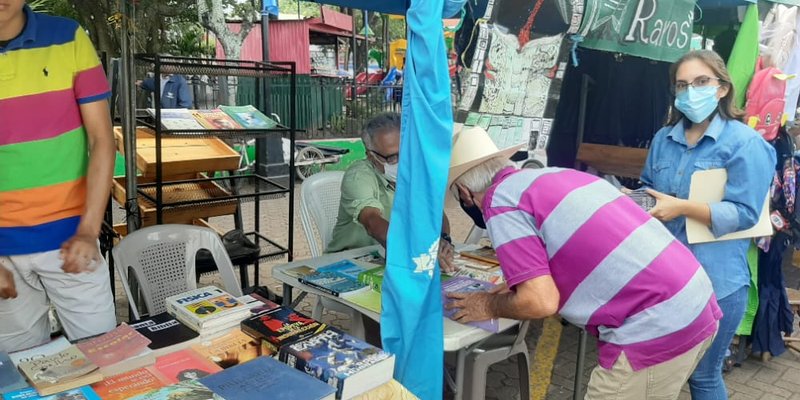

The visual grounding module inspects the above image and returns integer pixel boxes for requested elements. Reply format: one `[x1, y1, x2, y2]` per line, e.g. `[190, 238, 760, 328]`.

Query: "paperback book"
[129, 312, 200, 350]
[344, 290, 381, 313]
[146, 108, 205, 130]
[299, 260, 370, 297]
[299, 271, 369, 297]
[191, 109, 243, 130]
[75, 324, 152, 368]
[441, 277, 501, 332]
[279, 327, 395, 399]
[9, 337, 70, 366]
[218, 105, 279, 129]
[240, 306, 327, 354]
[191, 329, 270, 369]
[128, 379, 222, 400]
[283, 265, 316, 279]
[4, 386, 100, 400]
[91, 367, 168, 400]
[153, 349, 222, 385]
[17, 346, 102, 396]
[356, 266, 385, 293]
[199, 356, 335, 400]
[459, 246, 499, 265]
[0, 352, 28, 394]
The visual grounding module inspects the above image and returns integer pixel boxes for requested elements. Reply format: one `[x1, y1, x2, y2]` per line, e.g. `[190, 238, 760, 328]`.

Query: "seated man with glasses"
[326, 112, 454, 346]
[326, 112, 454, 271]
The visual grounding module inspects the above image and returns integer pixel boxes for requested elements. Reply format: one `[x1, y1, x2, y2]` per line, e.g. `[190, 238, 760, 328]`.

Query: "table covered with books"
[0, 289, 416, 400]
[272, 244, 519, 399]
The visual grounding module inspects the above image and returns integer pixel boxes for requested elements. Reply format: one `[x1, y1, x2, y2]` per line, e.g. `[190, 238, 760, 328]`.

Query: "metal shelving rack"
[132, 54, 296, 266]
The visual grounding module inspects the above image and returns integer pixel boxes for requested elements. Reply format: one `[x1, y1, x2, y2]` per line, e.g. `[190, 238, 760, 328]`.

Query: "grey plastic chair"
[463, 321, 531, 400]
[112, 224, 243, 320]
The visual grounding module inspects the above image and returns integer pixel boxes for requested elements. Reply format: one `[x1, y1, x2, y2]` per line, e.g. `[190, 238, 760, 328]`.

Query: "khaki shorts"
[586, 333, 715, 400]
[0, 248, 116, 352]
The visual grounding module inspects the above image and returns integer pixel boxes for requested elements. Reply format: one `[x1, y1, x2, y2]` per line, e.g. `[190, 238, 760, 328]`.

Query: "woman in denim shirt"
[641, 50, 775, 399]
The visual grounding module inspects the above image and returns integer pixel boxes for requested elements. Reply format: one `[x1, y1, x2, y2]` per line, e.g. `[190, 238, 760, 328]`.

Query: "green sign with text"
[580, 0, 696, 62]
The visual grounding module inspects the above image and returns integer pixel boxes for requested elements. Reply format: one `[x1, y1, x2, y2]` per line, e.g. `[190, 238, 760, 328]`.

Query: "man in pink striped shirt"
[445, 127, 721, 399]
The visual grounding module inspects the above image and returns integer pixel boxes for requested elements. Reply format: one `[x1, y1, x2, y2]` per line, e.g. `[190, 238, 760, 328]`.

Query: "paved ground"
[111, 185, 800, 399]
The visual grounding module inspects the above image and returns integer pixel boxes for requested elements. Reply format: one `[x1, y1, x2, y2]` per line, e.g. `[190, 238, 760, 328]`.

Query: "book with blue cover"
[199, 356, 335, 400]
[316, 260, 368, 280]
[441, 277, 501, 332]
[4, 386, 101, 400]
[279, 327, 395, 399]
[299, 260, 369, 296]
[0, 352, 27, 395]
[299, 272, 369, 297]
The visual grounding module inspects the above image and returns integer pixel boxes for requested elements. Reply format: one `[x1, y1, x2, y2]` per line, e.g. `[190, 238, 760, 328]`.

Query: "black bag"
[195, 229, 260, 275]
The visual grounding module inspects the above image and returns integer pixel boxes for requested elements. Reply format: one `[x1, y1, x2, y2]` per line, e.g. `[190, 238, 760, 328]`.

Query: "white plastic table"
[273, 245, 519, 400]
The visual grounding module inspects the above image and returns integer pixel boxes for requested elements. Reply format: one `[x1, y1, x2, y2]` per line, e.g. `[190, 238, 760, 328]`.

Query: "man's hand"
[0, 264, 17, 299]
[647, 189, 686, 222]
[438, 240, 456, 273]
[60, 234, 100, 274]
[445, 291, 495, 323]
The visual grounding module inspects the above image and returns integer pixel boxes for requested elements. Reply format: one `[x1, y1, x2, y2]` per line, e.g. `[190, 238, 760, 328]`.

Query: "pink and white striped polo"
[483, 167, 722, 371]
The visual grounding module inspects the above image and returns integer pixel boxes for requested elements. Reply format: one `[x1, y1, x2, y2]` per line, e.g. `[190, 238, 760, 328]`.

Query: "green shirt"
[325, 159, 394, 253]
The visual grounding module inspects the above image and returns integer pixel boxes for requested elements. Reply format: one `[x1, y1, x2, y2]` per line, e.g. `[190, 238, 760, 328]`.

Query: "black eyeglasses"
[370, 149, 399, 164]
[673, 75, 722, 94]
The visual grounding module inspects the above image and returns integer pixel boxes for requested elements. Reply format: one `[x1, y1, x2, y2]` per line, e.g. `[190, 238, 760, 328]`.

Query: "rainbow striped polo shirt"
[0, 6, 110, 256]
[483, 167, 722, 371]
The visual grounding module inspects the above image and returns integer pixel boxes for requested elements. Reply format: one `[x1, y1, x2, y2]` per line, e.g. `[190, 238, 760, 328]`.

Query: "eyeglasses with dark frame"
[370, 149, 399, 165]
[673, 75, 722, 94]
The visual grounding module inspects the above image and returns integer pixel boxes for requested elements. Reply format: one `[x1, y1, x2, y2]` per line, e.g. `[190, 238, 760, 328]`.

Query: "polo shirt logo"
[42, 67, 48, 77]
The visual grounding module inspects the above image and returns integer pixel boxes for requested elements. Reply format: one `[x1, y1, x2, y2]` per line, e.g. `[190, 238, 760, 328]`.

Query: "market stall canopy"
[308, 0, 408, 15]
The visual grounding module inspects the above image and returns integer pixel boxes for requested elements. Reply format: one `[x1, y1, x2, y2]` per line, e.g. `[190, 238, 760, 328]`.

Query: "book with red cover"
[240, 307, 327, 354]
[91, 367, 169, 400]
[76, 324, 152, 368]
[153, 349, 222, 384]
[191, 109, 243, 130]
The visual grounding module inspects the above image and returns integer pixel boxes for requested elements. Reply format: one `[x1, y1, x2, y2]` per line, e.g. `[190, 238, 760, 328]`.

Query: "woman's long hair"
[666, 49, 745, 126]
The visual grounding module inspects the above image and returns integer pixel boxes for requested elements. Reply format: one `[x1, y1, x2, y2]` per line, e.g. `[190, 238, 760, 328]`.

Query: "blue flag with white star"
[381, 0, 453, 397]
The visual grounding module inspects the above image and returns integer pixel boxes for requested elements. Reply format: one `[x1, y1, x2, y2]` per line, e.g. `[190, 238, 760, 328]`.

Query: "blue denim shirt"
[641, 115, 776, 299]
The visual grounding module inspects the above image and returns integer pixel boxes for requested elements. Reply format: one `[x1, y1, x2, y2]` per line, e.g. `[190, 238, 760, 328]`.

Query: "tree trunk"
[196, 0, 255, 105]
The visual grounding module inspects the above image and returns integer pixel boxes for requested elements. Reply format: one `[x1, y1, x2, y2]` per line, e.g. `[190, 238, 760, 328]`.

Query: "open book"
[686, 168, 772, 244]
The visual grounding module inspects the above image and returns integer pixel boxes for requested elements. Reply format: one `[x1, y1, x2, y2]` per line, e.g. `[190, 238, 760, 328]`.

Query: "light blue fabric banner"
[381, 0, 453, 397]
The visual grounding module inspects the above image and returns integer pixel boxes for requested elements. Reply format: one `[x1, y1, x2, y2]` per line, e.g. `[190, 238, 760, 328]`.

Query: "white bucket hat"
[447, 126, 525, 188]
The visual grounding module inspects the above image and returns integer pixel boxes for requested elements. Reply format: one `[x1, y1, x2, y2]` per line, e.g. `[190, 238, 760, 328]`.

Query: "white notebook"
[686, 168, 772, 244]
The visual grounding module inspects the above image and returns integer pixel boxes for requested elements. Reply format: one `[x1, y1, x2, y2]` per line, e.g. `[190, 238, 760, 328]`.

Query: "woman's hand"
[646, 189, 687, 222]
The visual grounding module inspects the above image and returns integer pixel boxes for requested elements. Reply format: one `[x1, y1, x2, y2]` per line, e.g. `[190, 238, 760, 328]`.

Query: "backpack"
[745, 58, 789, 141]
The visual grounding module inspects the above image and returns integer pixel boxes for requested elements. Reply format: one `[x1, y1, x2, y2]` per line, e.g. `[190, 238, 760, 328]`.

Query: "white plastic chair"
[112, 224, 243, 320]
[463, 321, 531, 400]
[299, 171, 365, 338]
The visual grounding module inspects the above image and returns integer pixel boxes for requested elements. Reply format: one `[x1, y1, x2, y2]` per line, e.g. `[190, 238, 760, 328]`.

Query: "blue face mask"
[674, 86, 720, 123]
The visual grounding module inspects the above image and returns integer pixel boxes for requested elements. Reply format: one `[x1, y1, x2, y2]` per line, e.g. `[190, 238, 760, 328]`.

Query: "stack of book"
[148, 105, 279, 131]
[0, 294, 288, 400]
[240, 306, 395, 398]
[164, 286, 253, 336]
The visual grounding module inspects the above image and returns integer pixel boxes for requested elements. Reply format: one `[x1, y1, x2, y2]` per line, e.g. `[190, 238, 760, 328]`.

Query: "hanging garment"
[782, 12, 800, 121]
[760, 4, 798, 71]
[751, 232, 795, 357]
[728, 3, 760, 109]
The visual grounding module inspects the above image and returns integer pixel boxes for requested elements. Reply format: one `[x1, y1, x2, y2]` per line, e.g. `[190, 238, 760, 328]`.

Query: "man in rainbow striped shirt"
[0, 1, 116, 351]
[445, 127, 721, 399]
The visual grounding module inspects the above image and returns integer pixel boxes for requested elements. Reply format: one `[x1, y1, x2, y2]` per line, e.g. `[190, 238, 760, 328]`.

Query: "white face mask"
[383, 162, 398, 182]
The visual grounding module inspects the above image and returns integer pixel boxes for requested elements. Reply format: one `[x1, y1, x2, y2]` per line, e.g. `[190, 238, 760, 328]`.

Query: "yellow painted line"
[529, 316, 563, 400]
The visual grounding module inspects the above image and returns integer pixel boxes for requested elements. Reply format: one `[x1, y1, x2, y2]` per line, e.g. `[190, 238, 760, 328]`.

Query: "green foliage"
[166, 22, 215, 57]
